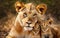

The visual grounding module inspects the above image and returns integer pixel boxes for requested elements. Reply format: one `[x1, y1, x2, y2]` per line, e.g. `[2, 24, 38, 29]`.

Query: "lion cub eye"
[23, 13, 27, 18]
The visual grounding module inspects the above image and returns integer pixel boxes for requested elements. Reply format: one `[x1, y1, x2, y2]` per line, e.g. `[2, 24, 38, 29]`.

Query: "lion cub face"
[15, 1, 47, 31]
[41, 18, 54, 38]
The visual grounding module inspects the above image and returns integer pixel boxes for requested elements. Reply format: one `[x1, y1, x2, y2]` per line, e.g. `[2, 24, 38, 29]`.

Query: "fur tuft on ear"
[15, 1, 24, 12]
[36, 3, 47, 15]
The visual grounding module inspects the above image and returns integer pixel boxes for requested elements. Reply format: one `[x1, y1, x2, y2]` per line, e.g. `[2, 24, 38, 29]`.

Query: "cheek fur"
[20, 15, 24, 19]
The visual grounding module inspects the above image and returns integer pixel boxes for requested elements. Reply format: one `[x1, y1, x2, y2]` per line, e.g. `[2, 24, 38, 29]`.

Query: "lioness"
[6, 1, 47, 38]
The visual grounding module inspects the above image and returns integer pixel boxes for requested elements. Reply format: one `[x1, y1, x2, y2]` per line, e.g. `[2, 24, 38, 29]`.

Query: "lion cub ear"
[36, 3, 47, 15]
[15, 1, 24, 12]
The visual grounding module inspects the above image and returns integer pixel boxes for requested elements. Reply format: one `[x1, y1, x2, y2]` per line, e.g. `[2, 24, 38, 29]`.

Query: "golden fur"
[40, 17, 60, 38]
[6, 1, 47, 38]
[6, 1, 60, 38]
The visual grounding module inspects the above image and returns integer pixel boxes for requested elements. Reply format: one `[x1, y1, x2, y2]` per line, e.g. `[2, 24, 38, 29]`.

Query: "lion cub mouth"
[23, 21, 34, 31]
[24, 24, 33, 31]
[24, 26, 33, 31]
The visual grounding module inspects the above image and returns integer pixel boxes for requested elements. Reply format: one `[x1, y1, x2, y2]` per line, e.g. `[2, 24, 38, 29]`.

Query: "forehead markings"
[18, 3, 39, 19]
[25, 3, 33, 10]
[24, 3, 36, 13]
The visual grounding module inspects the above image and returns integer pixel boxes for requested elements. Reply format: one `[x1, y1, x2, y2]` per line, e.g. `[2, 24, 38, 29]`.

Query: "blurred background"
[0, 0, 60, 38]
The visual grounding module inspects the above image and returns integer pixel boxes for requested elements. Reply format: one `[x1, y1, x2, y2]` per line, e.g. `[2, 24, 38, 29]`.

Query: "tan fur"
[40, 18, 53, 38]
[6, 1, 60, 38]
[40, 17, 60, 38]
[6, 1, 47, 38]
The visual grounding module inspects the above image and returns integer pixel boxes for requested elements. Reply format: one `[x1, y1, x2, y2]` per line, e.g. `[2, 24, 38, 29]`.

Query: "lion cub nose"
[26, 21, 32, 25]
[44, 35, 49, 38]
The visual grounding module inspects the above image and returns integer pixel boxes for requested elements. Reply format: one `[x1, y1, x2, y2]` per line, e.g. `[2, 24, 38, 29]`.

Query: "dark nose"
[44, 35, 49, 38]
[26, 21, 32, 25]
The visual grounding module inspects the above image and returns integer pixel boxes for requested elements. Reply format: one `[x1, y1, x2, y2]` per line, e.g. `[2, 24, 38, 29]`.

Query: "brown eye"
[23, 13, 27, 18]
[49, 21, 52, 25]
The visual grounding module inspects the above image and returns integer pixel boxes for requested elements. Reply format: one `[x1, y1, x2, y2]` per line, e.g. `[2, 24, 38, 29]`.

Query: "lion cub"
[6, 1, 47, 38]
[40, 17, 60, 38]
